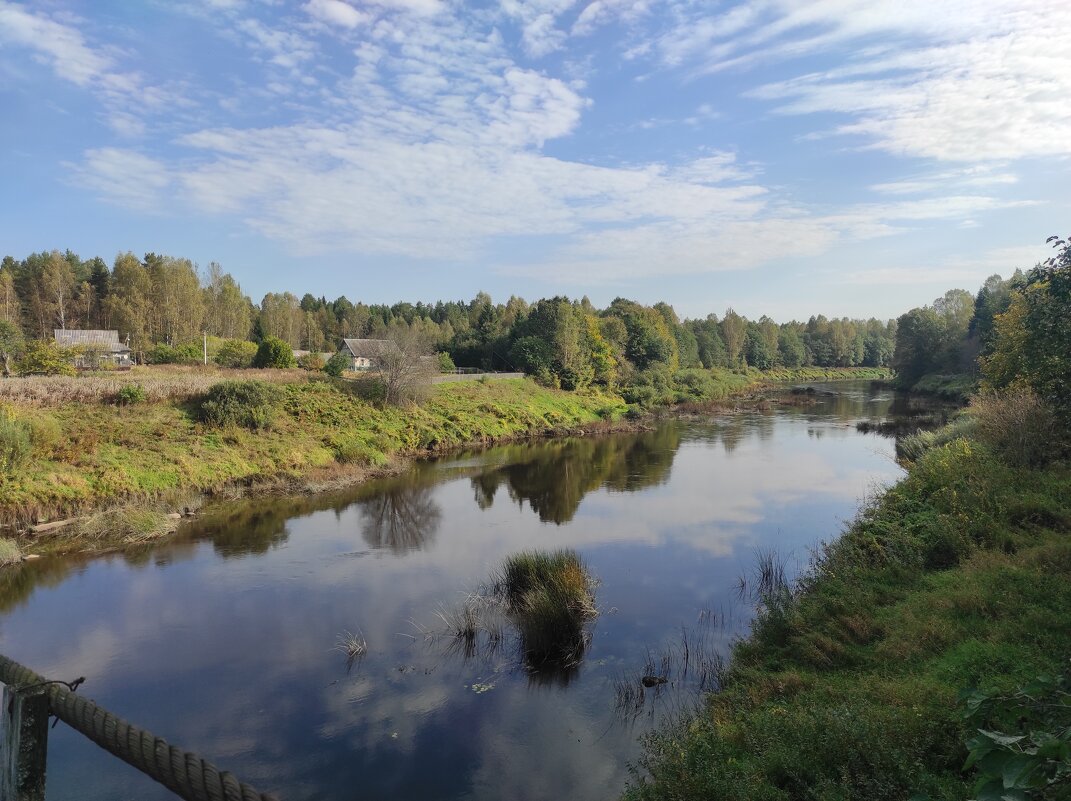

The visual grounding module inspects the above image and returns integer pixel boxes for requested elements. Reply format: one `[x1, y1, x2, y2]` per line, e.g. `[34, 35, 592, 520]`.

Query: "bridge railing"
[1, 653, 278, 801]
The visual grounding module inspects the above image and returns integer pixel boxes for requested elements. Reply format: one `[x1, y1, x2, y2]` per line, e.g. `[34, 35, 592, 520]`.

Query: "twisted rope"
[1, 653, 279, 801]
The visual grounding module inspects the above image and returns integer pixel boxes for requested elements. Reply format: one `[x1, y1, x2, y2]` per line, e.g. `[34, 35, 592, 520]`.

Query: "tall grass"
[969, 386, 1062, 467]
[494, 549, 598, 668]
[0, 538, 21, 567]
[0, 366, 308, 406]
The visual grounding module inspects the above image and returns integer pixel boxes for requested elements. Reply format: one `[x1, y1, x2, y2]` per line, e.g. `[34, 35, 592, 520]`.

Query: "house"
[338, 338, 397, 371]
[54, 329, 134, 368]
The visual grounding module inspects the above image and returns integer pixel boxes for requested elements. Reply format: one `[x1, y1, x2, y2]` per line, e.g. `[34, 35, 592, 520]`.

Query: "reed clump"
[493, 549, 598, 667]
[0, 537, 21, 567]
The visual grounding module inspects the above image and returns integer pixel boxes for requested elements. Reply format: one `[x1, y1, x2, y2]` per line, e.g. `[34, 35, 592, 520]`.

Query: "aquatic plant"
[493, 549, 598, 668]
[334, 629, 367, 665]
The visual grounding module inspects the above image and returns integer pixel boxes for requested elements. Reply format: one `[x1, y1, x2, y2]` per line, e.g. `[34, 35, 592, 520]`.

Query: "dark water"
[1, 382, 911, 801]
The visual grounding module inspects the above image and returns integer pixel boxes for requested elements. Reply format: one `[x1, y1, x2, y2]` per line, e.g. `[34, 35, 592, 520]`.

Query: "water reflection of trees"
[355, 481, 441, 553]
[469, 426, 682, 524]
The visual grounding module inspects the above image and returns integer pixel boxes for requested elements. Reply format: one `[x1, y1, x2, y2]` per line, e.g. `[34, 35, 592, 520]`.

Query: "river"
[0, 381, 920, 801]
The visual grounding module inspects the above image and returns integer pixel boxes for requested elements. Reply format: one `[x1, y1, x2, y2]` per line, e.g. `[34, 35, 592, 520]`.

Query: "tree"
[253, 336, 297, 369]
[203, 263, 252, 339]
[720, 308, 746, 368]
[376, 327, 437, 405]
[0, 319, 23, 375]
[42, 250, 76, 330]
[0, 267, 18, 326]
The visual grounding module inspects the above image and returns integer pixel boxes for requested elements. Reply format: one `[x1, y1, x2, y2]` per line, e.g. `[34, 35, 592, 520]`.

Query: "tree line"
[892, 233, 1071, 423]
[0, 249, 896, 385]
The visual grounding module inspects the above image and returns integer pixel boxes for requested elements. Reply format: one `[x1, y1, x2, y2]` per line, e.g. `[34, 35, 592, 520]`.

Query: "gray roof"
[54, 329, 131, 353]
[341, 338, 397, 359]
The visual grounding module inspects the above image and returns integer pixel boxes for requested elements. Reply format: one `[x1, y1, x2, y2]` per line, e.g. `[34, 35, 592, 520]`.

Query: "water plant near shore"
[494, 549, 599, 668]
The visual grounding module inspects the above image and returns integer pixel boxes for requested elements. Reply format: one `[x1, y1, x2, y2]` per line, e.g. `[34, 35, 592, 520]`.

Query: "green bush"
[16, 340, 75, 376]
[323, 350, 349, 377]
[115, 383, 147, 406]
[297, 352, 325, 371]
[252, 337, 297, 369]
[198, 380, 284, 430]
[214, 339, 258, 369]
[147, 342, 202, 365]
[437, 351, 456, 373]
[0, 415, 32, 474]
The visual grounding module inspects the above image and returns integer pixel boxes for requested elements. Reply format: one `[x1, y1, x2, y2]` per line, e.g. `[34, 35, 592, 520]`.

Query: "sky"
[1, 0, 1069, 321]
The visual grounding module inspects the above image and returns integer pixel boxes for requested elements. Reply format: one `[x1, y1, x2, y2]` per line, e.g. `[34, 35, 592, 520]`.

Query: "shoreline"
[1, 367, 888, 559]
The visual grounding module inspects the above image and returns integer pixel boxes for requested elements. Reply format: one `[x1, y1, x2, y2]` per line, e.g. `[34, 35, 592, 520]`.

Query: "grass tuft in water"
[493, 549, 598, 669]
[334, 629, 367, 669]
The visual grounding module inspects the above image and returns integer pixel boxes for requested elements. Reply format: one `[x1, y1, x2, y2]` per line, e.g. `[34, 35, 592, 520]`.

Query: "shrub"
[16, 340, 75, 376]
[198, 380, 284, 430]
[437, 351, 456, 373]
[252, 337, 297, 369]
[297, 352, 325, 371]
[0, 415, 32, 475]
[115, 383, 147, 406]
[323, 350, 349, 377]
[214, 339, 258, 369]
[146, 342, 202, 365]
[969, 386, 1061, 467]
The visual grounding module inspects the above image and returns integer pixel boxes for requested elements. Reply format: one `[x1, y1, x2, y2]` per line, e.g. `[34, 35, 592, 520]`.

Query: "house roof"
[54, 329, 131, 353]
[340, 338, 397, 359]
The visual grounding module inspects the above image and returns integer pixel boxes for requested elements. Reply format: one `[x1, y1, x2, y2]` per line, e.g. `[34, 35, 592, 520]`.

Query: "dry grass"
[969, 386, 1061, 466]
[0, 366, 309, 405]
[0, 537, 21, 567]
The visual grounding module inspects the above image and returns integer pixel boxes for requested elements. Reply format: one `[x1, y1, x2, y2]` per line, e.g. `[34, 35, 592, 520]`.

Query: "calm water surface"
[2, 382, 911, 801]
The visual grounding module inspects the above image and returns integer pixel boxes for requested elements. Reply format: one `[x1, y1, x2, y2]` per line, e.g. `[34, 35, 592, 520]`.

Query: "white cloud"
[0, 1, 114, 87]
[644, 0, 1071, 162]
[304, 0, 367, 29]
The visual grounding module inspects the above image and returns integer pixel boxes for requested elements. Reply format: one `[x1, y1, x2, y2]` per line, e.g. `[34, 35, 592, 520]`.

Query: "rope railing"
[1, 653, 279, 801]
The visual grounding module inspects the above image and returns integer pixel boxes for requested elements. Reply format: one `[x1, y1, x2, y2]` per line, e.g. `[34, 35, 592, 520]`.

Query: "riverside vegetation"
[626, 235, 1071, 801]
[0, 365, 885, 554]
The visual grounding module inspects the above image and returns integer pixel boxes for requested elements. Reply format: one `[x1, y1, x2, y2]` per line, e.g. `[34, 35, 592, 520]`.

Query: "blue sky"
[1, 0, 1068, 320]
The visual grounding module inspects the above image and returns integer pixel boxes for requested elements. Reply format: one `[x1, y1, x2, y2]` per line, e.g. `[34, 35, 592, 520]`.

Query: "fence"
[1, 653, 278, 801]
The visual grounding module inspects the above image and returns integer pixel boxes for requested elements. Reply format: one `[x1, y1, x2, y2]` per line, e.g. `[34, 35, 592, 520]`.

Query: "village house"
[337, 338, 397, 371]
[54, 329, 134, 369]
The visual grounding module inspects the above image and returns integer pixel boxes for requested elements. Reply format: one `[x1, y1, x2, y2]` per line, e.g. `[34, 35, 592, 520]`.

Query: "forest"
[0, 250, 896, 393]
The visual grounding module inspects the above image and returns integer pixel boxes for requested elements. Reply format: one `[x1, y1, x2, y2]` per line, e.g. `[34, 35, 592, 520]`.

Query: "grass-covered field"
[625, 431, 1071, 800]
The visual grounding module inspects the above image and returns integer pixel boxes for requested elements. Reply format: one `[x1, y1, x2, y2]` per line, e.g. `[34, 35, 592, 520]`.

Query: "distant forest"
[0, 249, 903, 383]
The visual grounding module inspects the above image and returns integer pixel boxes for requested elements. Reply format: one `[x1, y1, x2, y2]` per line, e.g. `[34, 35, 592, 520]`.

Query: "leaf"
[974, 778, 1007, 801]
[1000, 754, 1040, 790]
[978, 729, 1027, 748]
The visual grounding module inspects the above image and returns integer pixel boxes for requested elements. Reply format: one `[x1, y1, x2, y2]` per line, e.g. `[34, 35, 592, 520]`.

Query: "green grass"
[495, 549, 598, 668]
[0, 378, 625, 529]
[625, 434, 1071, 801]
[910, 373, 979, 403]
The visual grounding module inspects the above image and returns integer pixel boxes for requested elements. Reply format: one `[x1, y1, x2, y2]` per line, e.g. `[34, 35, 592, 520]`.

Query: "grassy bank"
[625, 430, 1071, 800]
[0, 365, 887, 552]
[1, 377, 625, 533]
[908, 373, 978, 403]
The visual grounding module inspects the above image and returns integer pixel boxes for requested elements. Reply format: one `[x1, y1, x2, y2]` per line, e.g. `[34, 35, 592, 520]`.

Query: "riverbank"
[0, 366, 887, 556]
[624, 427, 1071, 800]
[906, 372, 978, 403]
